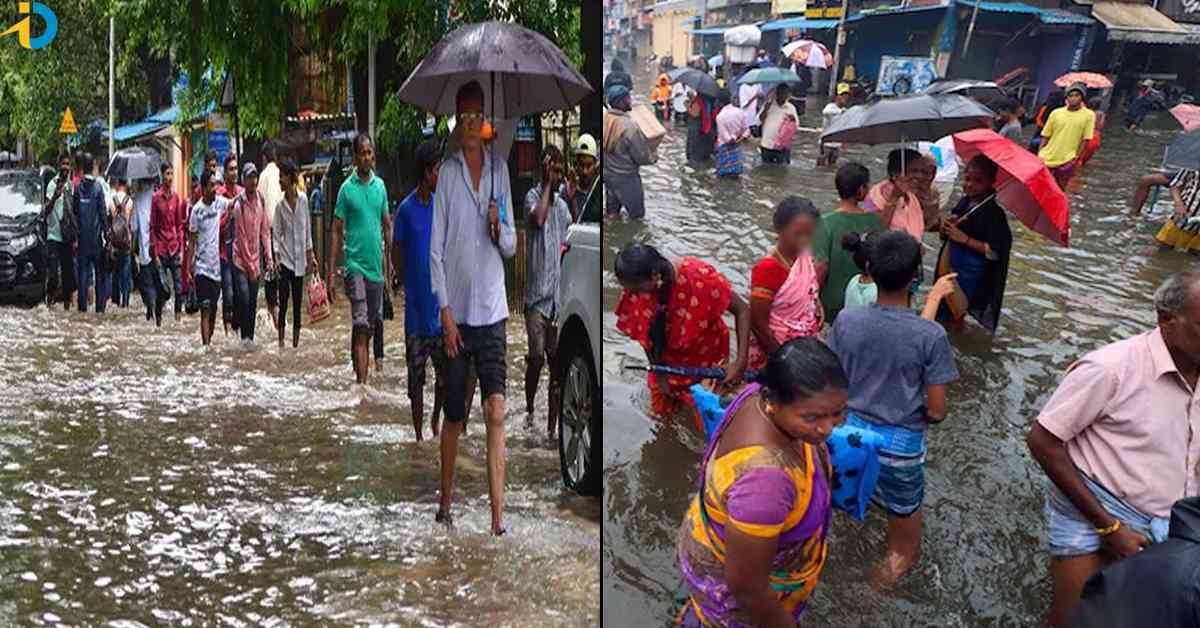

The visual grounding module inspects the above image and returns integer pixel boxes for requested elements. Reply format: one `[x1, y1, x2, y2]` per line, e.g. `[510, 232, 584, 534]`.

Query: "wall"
[653, 9, 696, 65]
[849, 10, 945, 82]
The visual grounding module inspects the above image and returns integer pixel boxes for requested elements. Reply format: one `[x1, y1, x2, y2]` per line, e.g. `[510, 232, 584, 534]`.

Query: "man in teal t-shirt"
[329, 133, 393, 385]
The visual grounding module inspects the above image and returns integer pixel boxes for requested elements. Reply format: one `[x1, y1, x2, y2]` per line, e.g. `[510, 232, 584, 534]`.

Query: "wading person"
[217, 154, 244, 336]
[188, 170, 229, 346]
[997, 98, 1025, 145]
[258, 140, 283, 331]
[686, 90, 716, 163]
[614, 243, 751, 430]
[429, 81, 515, 535]
[43, 154, 75, 310]
[230, 163, 272, 345]
[566, 133, 600, 222]
[1038, 83, 1095, 191]
[271, 158, 316, 349]
[715, 90, 749, 177]
[1131, 168, 1200, 252]
[603, 84, 657, 220]
[327, 133, 392, 384]
[759, 83, 798, 164]
[73, 153, 110, 314]
[150, 163, 186, 323]
[524, 145, 572, 437]
[814, 162, 881, 322]
[825, 229, 959, 589]
[184, 151, 219, 302]
[818, 83, 851, 167]
[676, 337, 846, 627]
[864, 148, 926, 242]
[131, 175, 160, 325]
[936, 156, 1013, 333]
[395, 140, 447, 441]
[1026, 272, 1200, 626]
[109, 179, 134, 309]
[747, 197, 823, 371]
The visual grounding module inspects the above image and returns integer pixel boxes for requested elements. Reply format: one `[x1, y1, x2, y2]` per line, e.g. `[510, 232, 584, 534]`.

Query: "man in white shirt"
[258, 140, 282, 329]
[819, 82, 852, 167]
[759, 83, 798, 164]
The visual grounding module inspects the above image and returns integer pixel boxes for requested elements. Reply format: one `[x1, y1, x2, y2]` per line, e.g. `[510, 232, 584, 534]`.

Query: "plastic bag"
[306, 274, 331, 324]
[723, 24, 761, 47]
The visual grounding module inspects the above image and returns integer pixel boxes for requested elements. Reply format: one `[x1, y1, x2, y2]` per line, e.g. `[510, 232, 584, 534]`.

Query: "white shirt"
[760, 100, 798, 150]
[132, 186, 153, 265]
[919, 136, 960, 184]
[671, 84, 690, 113]
[822, 102, 844, 131]
[188, 195, 229, 282]
[259, 162, 282, 229]
[272, 193, 312, 275]
[739, 83, 762, 129]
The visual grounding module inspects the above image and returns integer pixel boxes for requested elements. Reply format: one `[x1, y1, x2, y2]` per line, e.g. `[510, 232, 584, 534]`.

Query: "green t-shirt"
[813, 210, 882, 321]
[334, 172, 389, 284]
[843, 273, 878, 311]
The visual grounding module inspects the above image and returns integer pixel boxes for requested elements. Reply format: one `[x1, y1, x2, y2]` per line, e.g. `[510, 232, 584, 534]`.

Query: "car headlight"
[9, 233, 36, 252]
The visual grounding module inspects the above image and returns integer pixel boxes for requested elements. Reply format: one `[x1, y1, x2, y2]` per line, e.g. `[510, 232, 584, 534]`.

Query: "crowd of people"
[37, 80, 600, 538]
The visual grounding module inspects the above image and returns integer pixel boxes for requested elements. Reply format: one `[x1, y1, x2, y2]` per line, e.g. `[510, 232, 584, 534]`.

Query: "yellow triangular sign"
[59, 107, 78, 135]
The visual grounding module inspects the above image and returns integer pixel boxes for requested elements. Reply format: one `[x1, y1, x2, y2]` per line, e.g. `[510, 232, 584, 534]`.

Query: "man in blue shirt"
[394, 140, 447, 442]
[73, 152, 110, 314]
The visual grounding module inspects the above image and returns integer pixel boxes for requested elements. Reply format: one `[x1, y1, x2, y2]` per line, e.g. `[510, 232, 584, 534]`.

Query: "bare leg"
[352, 332, 371, 384]
[438, 420, 463, 515]
[432, 380, 444, 437]
[484, 393, 507, 535]
[411, 390, 425, 442]
[1048, 553, 1107, 627]
[1130, 173, 1170, 215]
[872, 511, 924, 589]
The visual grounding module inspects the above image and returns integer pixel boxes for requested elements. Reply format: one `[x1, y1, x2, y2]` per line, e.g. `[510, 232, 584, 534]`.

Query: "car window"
[0, 174, 43, 219]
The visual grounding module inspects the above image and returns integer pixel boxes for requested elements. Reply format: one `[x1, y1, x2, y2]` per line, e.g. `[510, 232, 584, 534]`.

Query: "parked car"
[0, 169, 47, 306]
[554, 218, 600, 496]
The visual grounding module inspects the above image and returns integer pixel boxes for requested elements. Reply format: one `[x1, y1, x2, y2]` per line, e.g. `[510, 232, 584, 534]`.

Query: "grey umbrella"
[923, 79, 1009, 109]
[667, 68, 719, 99]
[821, 94, 995, 145]
[105, 146, 162, 181]
[1165, 130, 1200, 172]
[397, 21, 592, 206]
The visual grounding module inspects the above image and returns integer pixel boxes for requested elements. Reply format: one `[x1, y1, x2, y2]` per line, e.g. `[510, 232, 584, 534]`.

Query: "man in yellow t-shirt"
[1038, 82, 1095, 190]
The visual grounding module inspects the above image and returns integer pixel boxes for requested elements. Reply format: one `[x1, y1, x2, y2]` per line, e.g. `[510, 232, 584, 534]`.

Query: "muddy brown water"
[603, 60, 1191, 626]
[0, 292, 599, 626]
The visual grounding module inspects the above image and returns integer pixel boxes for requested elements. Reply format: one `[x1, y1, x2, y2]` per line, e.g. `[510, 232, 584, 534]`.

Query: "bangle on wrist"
[1096, 519, 1121, 536]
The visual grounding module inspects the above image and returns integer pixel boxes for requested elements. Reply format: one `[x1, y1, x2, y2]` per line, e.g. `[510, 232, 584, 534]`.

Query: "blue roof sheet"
[760, 17, 839, 31]
[687, 26, 734, 35]
[1039, 9, 1093, 24]
[847, 4, 947, 22]
[957, 1, 1093, 24]
[103, 121, 168, 142]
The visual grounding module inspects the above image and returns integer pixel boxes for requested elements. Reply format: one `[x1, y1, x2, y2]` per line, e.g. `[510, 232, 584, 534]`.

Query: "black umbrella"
[821, 94, 995, 145]
[397, 21, 592, 205]
[667, 68, 720, 99]
[105, 146, 162, 181]
[923, 79, 1009, 109]
[1165, 130, 1200, 172]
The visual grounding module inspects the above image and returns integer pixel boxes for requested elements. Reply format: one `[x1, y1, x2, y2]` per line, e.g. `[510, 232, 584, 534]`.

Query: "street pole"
[108, 16, 115, 160]
[368, 28, 376, 140]
[963, 0, 982, 58]
[828, 0, 850, 99]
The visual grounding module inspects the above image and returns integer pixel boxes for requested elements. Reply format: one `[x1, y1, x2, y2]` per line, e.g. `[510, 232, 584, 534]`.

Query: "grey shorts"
[343, 271, 382, 334]
[444, 320, 507, 422]
[525, 309, 558, 363]
[405, 334, 447, 399]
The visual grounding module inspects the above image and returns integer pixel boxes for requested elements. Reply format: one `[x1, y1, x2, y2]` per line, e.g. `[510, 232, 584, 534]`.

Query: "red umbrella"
[952, 128, 1070, 247]
[1054, 72, 1112, 89]
[1170, 104, 1200, 132]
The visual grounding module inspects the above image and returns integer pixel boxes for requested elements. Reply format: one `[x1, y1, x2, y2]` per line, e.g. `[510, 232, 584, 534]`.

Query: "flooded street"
[603, 61, 1191, 625]
[0, 298, 599, 626]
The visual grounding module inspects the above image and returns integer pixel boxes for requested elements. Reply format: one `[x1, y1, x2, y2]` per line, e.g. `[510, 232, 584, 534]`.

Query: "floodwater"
[0, 294, 599, 626]
[603, 61, 1191, 626]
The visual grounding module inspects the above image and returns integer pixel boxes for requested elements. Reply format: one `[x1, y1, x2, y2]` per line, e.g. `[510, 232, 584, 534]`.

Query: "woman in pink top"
[230, 162, 273, 344]
[864, 148, 926, 242]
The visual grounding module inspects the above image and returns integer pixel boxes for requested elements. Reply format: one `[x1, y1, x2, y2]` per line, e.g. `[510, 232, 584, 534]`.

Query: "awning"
[1091, 1, 1190, 44]
[102, 121, 168, 143]
[847, 4, 947, 23]
[957, 1, 1093, 25]
[760, 17, 839, 31]
[1040, 9, 1093, 25]
[687, 26, 734, 35]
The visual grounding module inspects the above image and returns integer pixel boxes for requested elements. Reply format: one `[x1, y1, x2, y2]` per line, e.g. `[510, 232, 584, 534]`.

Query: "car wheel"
[894, 77, 912, 95]
[556, 332, 600, 496]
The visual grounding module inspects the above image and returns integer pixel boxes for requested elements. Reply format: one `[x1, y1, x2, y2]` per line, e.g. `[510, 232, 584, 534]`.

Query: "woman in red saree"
[748, 196, 824, 370]
[615, 244, 751, 429]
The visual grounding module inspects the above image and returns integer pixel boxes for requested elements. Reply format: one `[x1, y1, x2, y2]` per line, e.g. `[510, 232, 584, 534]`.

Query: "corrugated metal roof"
[1040, 8, 1093, 25]
[847, 4, 947, 23]
[1092, 1, 1189, 43]
[102, 121, 168, 142]
[760, 17, 839, 31]
[687, 26, 735, 34]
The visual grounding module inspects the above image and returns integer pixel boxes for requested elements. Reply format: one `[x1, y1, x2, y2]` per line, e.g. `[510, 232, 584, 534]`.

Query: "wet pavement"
[0, 294, 599, 626]
[603, 59, 1191, 626]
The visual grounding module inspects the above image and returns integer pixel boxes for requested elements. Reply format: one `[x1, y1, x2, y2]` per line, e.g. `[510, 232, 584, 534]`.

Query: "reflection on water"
[0, 298, 598, 626]
[603, 61, 1190, 625]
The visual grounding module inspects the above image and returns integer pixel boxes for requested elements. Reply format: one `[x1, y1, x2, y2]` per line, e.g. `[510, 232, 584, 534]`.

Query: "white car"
[554, 219, 600, 496]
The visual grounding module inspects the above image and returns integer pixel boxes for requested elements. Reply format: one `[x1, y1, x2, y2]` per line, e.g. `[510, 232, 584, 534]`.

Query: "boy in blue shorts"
[825, 229, 959, 588]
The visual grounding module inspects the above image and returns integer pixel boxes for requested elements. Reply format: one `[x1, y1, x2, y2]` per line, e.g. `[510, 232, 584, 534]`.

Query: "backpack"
[108, 193, 132, 253]
[57, 181, 78, 243]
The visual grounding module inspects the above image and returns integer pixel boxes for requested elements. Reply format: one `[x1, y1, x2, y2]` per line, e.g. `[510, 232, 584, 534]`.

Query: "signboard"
[876, 56, 938, 96]
[208, 130, 230, 163]
[59, 107, 77, 135]
[774, 0, 808, 14]
[805, 4, 843, 18]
